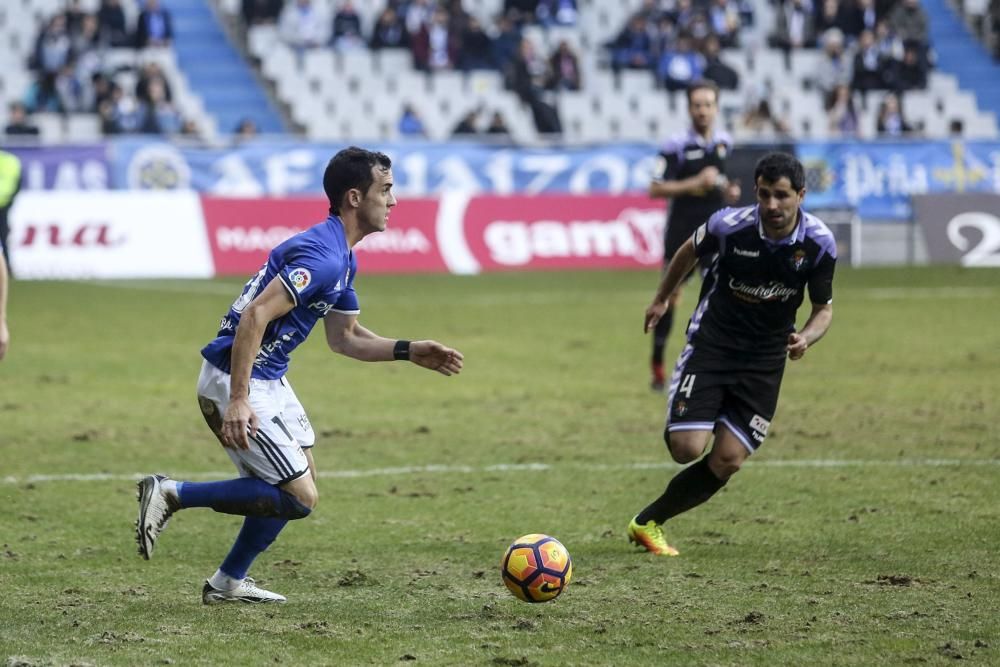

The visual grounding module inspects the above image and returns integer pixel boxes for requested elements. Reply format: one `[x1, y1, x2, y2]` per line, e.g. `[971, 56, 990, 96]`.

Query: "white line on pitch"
[3, 459, 998, 485]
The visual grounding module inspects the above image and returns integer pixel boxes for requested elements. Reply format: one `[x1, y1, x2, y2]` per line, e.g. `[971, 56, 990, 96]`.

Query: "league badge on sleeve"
[288, 268, 312, 292]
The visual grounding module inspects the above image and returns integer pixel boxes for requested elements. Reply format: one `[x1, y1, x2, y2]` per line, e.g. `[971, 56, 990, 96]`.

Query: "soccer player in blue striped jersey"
[135, 147, 464, 603]
[628, 152, 836, 556]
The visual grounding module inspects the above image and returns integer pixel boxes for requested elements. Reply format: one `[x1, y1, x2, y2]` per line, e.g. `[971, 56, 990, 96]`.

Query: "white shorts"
[196, 359, 314, 485]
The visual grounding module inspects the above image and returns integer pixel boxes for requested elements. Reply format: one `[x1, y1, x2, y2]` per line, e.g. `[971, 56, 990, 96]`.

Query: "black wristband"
[393, 339, 411, 361]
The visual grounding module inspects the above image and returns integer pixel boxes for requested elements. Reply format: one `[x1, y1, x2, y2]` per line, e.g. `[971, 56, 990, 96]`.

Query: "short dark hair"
[686, 79, 719, 104]
[754, 152, 805, 191]
[323, 147, 392, 216]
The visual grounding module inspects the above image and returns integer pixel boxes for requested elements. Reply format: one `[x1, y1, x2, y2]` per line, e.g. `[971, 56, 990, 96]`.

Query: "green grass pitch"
[1, 266, 998, 666]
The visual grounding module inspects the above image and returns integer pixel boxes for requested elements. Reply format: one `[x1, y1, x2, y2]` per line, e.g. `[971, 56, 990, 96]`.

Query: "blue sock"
[178, 478, 312, 519]
[219, 516, 288, 581]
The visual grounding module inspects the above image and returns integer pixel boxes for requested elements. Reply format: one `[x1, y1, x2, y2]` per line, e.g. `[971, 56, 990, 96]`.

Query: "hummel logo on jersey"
[732, 247, 759, 258]
[750, 414, 770, 436]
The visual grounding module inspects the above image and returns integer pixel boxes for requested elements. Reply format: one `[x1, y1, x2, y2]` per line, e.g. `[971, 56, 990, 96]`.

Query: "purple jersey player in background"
[629, 152, 836, 556]
[648, 79, 741, 392]
[134, 147, 464, 603]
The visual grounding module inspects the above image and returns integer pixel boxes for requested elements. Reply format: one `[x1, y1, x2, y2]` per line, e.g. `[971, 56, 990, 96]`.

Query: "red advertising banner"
[455, 194, 665, 272]
[200, 196, 448, 275]
[200, 194, 666, 276]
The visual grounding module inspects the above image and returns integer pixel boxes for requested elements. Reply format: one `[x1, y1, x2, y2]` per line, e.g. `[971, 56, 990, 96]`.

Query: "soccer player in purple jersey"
[648, 79, 741, 392]
[135, 147, 464, 603]
[628, 152, 836, 556]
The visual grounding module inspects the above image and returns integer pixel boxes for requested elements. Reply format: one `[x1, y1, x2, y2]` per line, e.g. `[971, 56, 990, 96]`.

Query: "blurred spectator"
[673, 0, 705, 37]
[97, 0, 130, 47]
[234, 117, 259, 141]
[873, 19, 903, 60]
[63, 0, 88, 36]
[458, 16, 496, 70]
[412, 8, 459, 71]
[842, 0, 877, 39]
[279, 0, 330, 51]
[30, 15, 72, 112]
[88, 72, 115, 113]
[370, 6, 409, 49]
[486, 110, 511, 136]
[657, 32, 705, 91]
[826, 83, 859, 136]
[505, 0, 540, 26]
[815, 28, 852, 98]
[991, 0, 1000, 59]
[135, 0, 174, 49]
[850, 29, 890, 91]
[332, 0, 365, 51]
[54, 61, 85, 112]
[651, 15, 678, 59]
[406, 0, 434, 35]
[892, 39, 929, 90]
[180, 118, 201, 138]
[536, 0, 578, 27]
[769, 0, 816, 51]
[707, 0, 742, 47]
[507, 38, 561, 133]
[241, 0, 283, 28]
[398, 103, 427, 137]
[547, 40, 581, 90]
[610, 15, 655, 71]
[4, 103, 40, 137]
[814, 0, 851, 38]
[136, 62, 173, 105]
[876, 92, 914, 136]
[739, 97, 790, 137]
[451, 108, 481, 136]
[701, 34, 739, 90]
[492, 13, 522, 69]
[137, 78, 181, 134]
[888, 0, 929, 46]
[99, 84, 137, 134]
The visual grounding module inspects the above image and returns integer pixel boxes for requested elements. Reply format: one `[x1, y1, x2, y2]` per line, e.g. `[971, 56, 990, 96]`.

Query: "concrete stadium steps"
[923, 0, 1000, 120]
[168, 0, 284, 135]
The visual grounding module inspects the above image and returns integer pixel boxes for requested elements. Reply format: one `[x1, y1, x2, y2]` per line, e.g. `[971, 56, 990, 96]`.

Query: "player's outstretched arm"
[222, 279, 296, 449]
[645, 237, 699, 333]
[324, 313, 463, 376]
[787, 303, 833, 361]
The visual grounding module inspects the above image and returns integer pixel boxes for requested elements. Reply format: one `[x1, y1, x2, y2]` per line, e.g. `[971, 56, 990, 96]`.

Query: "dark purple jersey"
[685, 205, 837, 365]
[653, 128, 734, 251]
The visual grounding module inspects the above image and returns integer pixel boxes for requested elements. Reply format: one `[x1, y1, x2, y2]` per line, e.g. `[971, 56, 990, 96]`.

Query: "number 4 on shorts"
[679, 374, 696, 398]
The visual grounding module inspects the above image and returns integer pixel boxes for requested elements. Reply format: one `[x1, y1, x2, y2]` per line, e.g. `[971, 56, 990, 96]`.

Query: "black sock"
[635, 457, 727, 525]
[651, 307, 674, 366]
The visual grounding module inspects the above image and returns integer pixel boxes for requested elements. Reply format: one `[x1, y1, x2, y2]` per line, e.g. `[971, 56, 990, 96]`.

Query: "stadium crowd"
[3, 0, 984, 142]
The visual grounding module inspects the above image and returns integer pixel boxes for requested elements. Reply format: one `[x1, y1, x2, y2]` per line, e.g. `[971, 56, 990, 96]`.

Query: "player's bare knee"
[283, 478, 319, 511]
[664, 430, 705, 464]
[708, 451, 744, 480]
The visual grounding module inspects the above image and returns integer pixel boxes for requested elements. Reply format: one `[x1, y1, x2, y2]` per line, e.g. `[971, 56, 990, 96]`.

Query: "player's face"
[756, 176, 805, 237]
[687, 88, 717, 134]
[358, 166, 396, 233]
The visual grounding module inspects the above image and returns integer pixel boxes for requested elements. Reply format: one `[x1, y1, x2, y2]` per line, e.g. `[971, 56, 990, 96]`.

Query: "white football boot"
[202, 577, 287, 605]
[135, 474, 180, 560]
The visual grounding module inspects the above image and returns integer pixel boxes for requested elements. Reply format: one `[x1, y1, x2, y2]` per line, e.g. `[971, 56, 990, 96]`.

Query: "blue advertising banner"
[798, 140, 1000, 221]
[7, 144, 110, 190]
[107, 138, 1000, 221]
[109, 138, 659, 197]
